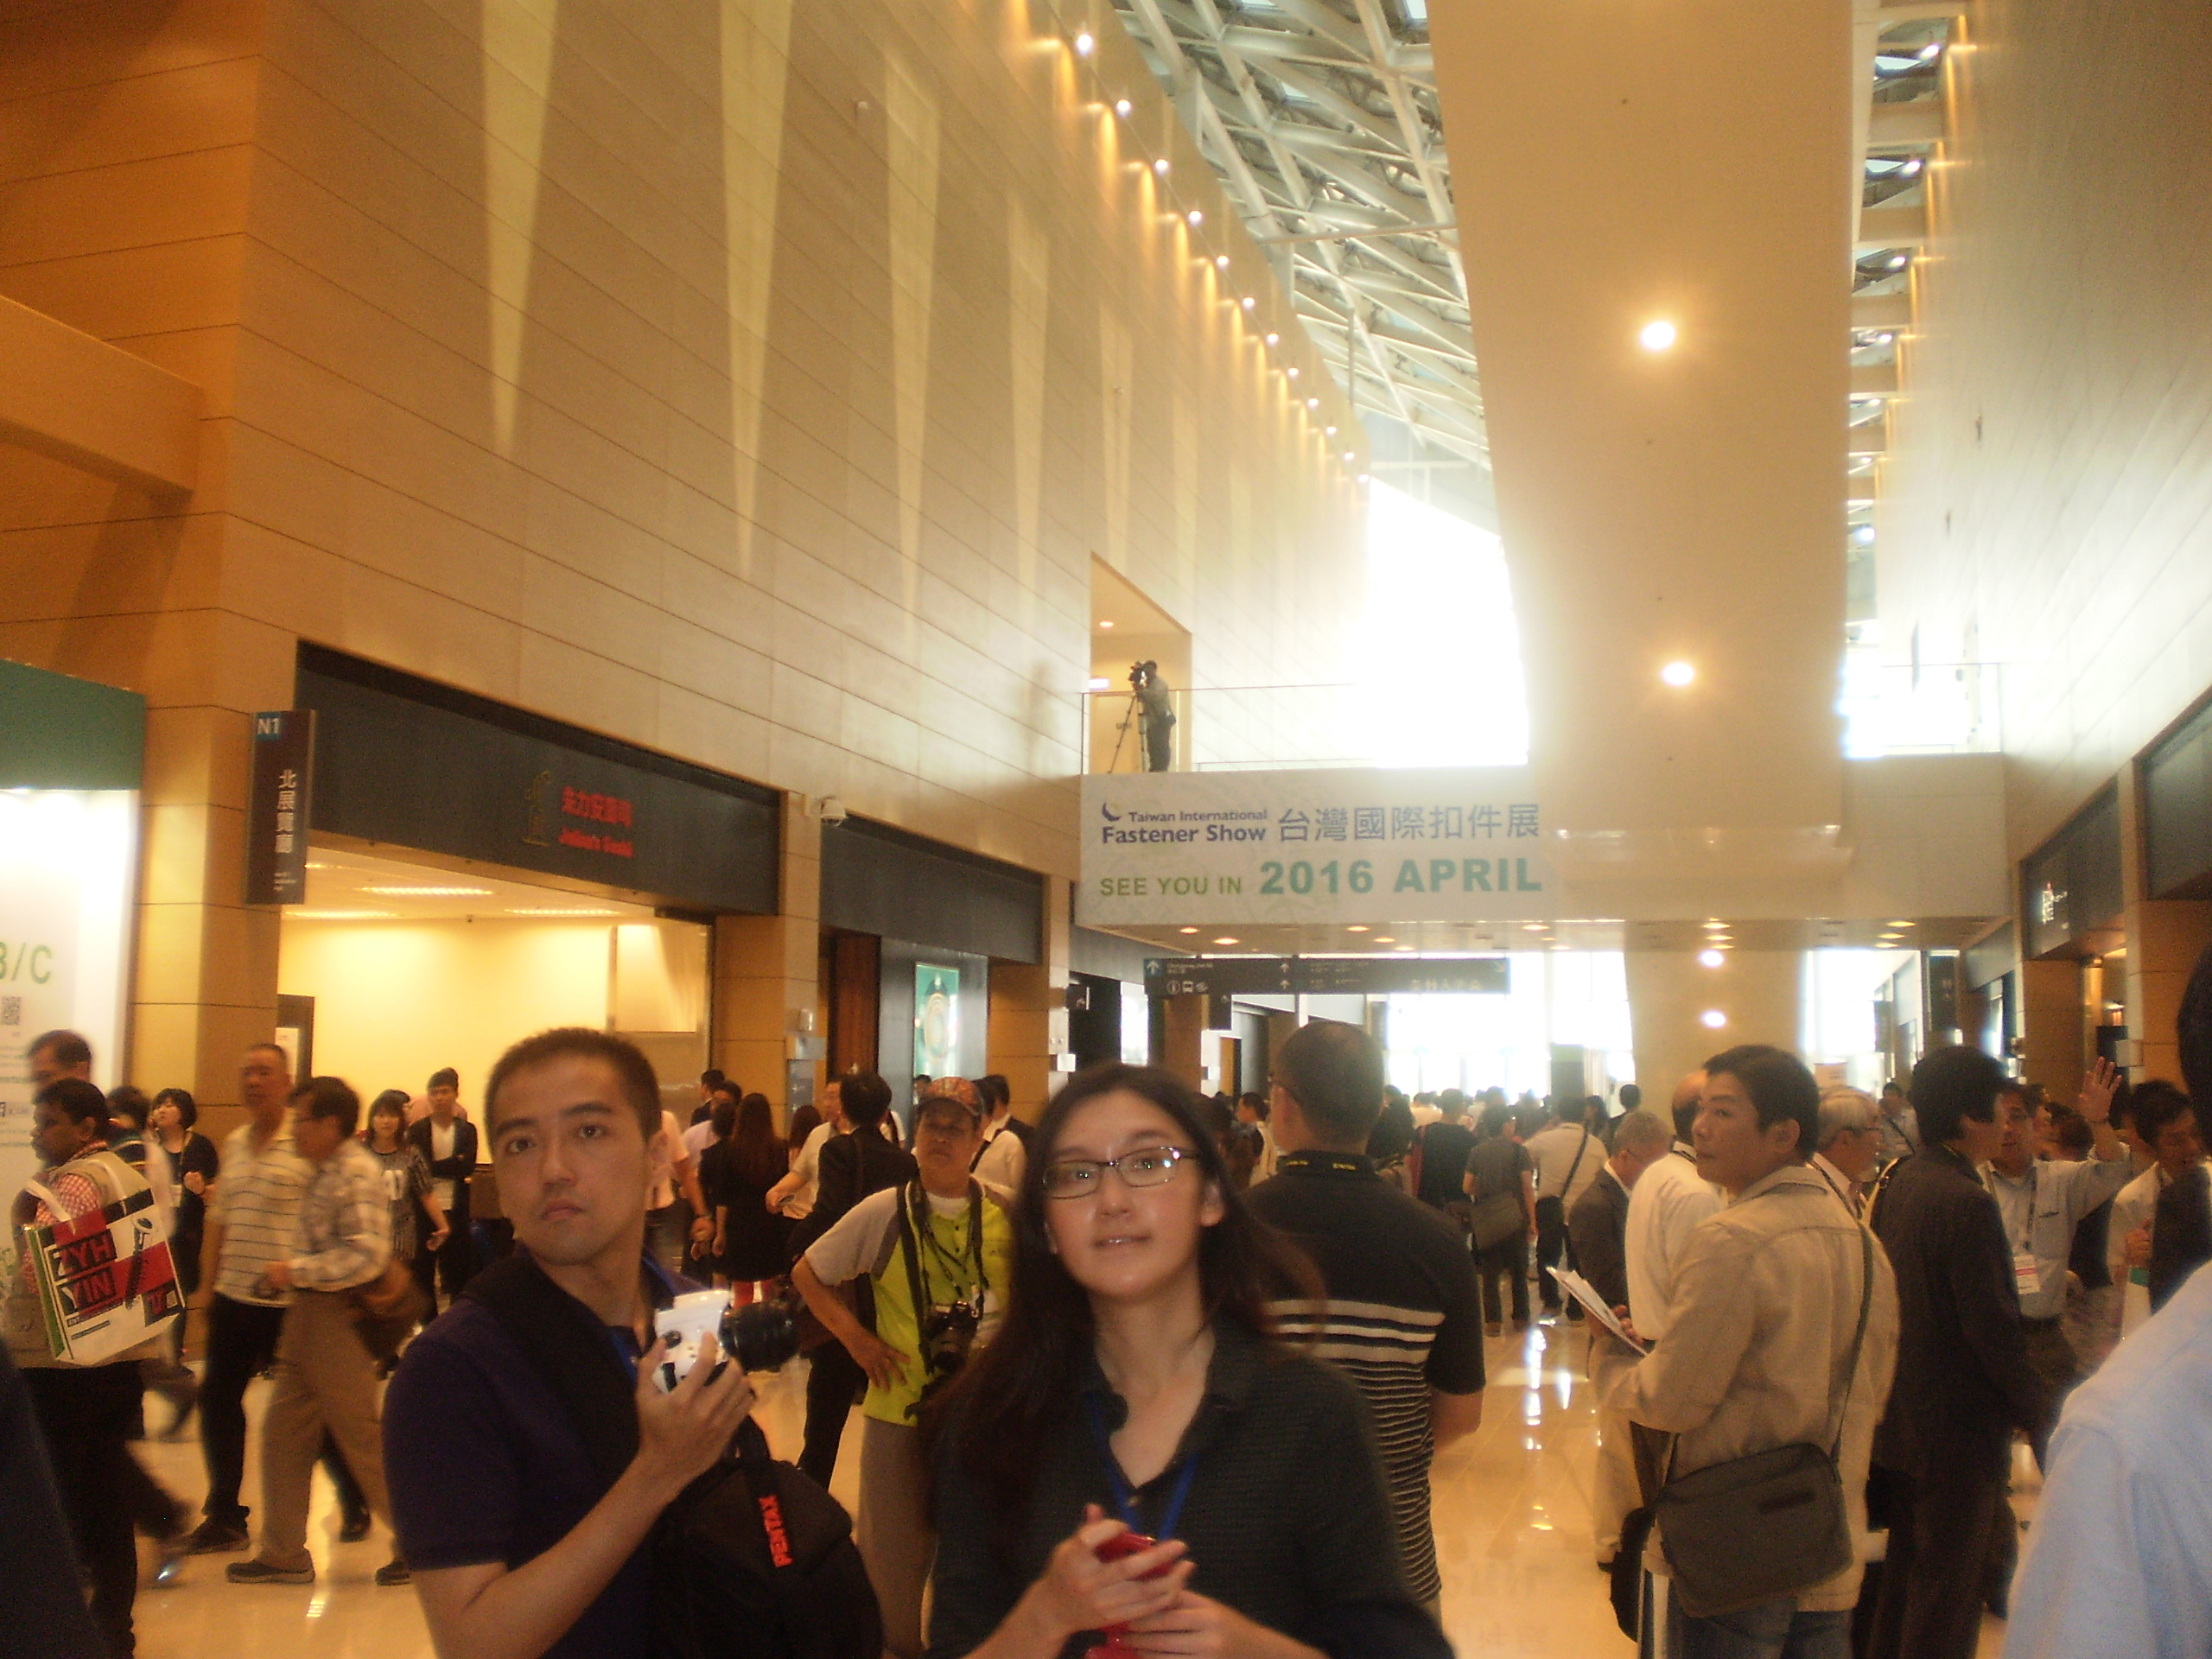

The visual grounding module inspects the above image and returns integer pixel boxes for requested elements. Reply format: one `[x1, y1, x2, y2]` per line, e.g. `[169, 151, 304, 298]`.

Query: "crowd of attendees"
[5, 938, 2209, 1659]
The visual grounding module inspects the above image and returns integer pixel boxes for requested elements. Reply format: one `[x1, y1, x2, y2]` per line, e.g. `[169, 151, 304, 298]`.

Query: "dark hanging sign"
[296, 647, 779, 915]
[244, 710, 316, 906]
[1145, 955, 1510, 998]
[2020, 785, 2123, 960]
[2144, 693, 2212, 900]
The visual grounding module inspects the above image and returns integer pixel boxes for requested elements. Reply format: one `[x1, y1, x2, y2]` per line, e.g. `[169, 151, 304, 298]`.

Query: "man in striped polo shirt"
[1247, 1020, 1487, 1618]
[184, 1044, 341, 1554]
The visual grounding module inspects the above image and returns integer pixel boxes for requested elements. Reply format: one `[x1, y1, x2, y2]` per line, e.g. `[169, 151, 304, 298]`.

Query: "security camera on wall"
[817, 796, 848, 826]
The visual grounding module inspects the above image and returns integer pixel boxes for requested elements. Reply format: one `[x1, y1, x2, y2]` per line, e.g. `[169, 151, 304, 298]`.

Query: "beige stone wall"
[1874, 0, 2212, 860]
[0, 0, 1368, 1101]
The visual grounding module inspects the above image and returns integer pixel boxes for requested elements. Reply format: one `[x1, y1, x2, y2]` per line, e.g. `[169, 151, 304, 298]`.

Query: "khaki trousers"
[1589, 1331, 1641, 1561]
[857, 1415, 933, 1659]
[258, 1289, 392, 1567]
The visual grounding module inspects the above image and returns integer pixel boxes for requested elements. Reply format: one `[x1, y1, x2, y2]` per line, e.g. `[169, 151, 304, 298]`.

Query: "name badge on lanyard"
[2013, 1251, 2044, 1299]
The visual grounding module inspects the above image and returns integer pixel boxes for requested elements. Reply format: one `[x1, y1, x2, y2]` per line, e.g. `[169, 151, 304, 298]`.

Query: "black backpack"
[463, 1256, 880, 1659]
[652, 1418, 881, 1659]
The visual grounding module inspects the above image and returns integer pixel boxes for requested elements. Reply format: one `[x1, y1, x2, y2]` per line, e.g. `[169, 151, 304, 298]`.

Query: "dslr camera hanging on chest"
[899, 1180, 990, 1417]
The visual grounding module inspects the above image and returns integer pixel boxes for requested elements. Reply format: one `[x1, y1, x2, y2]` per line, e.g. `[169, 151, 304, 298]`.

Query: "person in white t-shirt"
[770, 1081, 844, 1221]
[1236, 1090, 1277, 1183]
[1624, 1071, 1723, 1346]
[1526, 1097, 1604, 1317]
[970, 1075, 1029, 1192]
[645, 1106, 712, 1274]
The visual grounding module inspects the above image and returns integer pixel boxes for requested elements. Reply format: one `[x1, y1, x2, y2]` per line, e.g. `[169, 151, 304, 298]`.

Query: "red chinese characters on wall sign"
[558, 786, 636, 858]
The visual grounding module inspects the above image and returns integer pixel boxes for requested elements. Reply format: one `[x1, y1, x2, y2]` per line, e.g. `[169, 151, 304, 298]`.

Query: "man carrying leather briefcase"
[1609, 1046, 1900, 1659]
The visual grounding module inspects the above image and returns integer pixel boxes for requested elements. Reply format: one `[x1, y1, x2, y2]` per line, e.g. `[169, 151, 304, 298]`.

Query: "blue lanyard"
[1086, 1395, 1199, 1543]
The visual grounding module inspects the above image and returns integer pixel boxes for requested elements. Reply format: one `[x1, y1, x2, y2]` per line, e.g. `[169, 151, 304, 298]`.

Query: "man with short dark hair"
[788, 1072, 916, 1489]
[1866, 1045, 2050, 1659]
[1247, 1019, 1485, 1616]
[407, 1067, 480, 1306]
[1874, 1079, 1919, 1168]
[1982, 1066, 2130, 1399]
[1615, 1048, 1899, 1656]
[228, 1077, 407, 1588]
[4, 1077, 172, 1656]
[1570, 1108, 1671, 1568]
[26, 1028, 92, 1089]
[385, 1027, 755, 1659]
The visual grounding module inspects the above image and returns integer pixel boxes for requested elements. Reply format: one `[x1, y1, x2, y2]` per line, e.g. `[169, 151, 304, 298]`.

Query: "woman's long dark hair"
[728, 1092, 786, 1190]
[921, 1062, 1321, 1548]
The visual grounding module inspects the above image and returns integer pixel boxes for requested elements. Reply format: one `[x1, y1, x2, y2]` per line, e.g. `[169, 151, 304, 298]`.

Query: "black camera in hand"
[727, 1296, 800, 1373]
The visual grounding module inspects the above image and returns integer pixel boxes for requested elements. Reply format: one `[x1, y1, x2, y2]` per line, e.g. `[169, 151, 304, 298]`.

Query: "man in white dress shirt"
[1624, 1069, 1723, 1345]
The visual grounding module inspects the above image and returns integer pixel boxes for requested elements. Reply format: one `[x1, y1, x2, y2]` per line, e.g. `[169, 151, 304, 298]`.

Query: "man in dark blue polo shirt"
[384, 1029, 754, 1659]
[1247, 1020, 1486, 1617]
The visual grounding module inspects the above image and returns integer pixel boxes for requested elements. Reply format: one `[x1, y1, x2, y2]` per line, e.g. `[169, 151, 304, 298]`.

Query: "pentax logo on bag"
[756, 1494, 793, 1568]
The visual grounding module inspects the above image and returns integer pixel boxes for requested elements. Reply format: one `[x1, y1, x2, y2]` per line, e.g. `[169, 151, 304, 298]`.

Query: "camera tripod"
[1106, 690, 1144, 772]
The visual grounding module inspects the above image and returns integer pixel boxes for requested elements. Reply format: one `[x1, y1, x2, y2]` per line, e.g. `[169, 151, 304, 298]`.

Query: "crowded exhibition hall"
[3, 0, 2210, 1657]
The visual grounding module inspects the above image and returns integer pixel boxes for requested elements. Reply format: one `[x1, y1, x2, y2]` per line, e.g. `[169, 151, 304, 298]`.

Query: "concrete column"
[713, 795, 820, 1123]
[2116, 763, 2212, 1082]
[2016, 958, 2085, 1100]
[985, 875, 1072, 1124]
[1625, 950, 1802, 1102]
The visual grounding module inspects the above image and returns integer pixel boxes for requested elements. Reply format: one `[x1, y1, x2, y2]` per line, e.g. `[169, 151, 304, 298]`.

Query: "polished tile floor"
[126, 1318, 2015, 1656]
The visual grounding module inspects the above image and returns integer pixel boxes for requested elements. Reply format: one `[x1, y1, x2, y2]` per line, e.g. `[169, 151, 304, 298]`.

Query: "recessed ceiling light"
[1640, 319, 1678, 352]
[1306, 397, 1319, 410]
[1098, 619, 1114, 629]
[1115, 99, 1132, 118]
[1346, 925, 1370, 932]
[1264, 332, 1279, 346]
[304, 861, 329, 870]
[1241, 296, 1255, 311]
[1153, 158, 1169, 177]
[506, 907, 620, 917]
[1087, 676, 1110, 690]
[1661, 660, 1695, 687]
[1179, 926, 1199, 933]
[1325, 424, 1337, 436]
[1901, 156, 1923, 177]
[1887, 253, 1909, 270]
[1891, 920, 1915, 929]
[1185, 209, 1202, 228]
[1699, 948, 1726, 969]
[1916, 40, 1940, 60]
[1215, 255, 1230, 270]
[1700, 1008, 1728, 1030]
[1522, 924, 1546, 932]
[1374, 937, 1395, 944]
[1213, 937, 1239, 946]
[361, 885, 493, 897]
[1394, 944, 1414, 951]
[1074, 29, 1095, 54]
[288, 908, 396, 920]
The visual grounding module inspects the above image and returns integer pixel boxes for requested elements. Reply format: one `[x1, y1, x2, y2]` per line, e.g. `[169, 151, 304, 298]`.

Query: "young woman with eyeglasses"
[921, 1064, 1448, 1659]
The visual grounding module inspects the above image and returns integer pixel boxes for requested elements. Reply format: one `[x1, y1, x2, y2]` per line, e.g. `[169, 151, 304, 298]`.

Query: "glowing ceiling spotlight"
[1661, 660, 1695, 687]
[1700, 1008, 1729, 1030]
[1639, 319, 1678, 352]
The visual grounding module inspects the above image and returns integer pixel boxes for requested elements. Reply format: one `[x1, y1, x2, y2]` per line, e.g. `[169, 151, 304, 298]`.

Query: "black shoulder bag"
[1648, 1223, 1876, 1620]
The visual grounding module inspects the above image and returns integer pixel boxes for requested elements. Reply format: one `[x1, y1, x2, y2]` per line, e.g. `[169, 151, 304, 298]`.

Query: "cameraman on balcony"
[1134, 661, 1176, 772]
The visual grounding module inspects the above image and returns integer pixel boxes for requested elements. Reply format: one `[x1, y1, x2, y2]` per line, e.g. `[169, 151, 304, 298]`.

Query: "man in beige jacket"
[1613, 1044, 1900, 1659]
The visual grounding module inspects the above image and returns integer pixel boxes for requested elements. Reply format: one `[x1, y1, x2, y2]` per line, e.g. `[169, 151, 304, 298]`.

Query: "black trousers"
[799, 1340, 867, 1490]
[200, 1294, 364, 1527]
[1865, 1460, 2008, 1659]
[1474, 1234, 1531, 1327]
[1534, 1195, 1577, 1312]
[410, 1221, 478, 1308]
[25, 1362, 143, 1657]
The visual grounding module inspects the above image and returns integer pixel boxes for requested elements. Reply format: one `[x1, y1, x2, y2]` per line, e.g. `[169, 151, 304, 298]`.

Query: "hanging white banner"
[1078, 767, 1554, 927]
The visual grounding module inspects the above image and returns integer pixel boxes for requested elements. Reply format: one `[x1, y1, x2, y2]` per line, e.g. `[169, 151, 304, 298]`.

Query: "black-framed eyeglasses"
[1041, 1144, 1193, 1199]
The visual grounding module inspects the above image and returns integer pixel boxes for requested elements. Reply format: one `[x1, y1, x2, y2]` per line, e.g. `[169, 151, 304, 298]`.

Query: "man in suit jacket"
[1568, 1109, 1672, 1567]
[1866, 1046, 2050, 1659]
[785, 1071, 916, 1489]
[405, 1068, 479, 1305]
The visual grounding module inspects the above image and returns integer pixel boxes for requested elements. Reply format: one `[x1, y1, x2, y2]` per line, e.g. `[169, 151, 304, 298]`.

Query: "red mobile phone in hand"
[1087, 1530, 1170, 1658]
